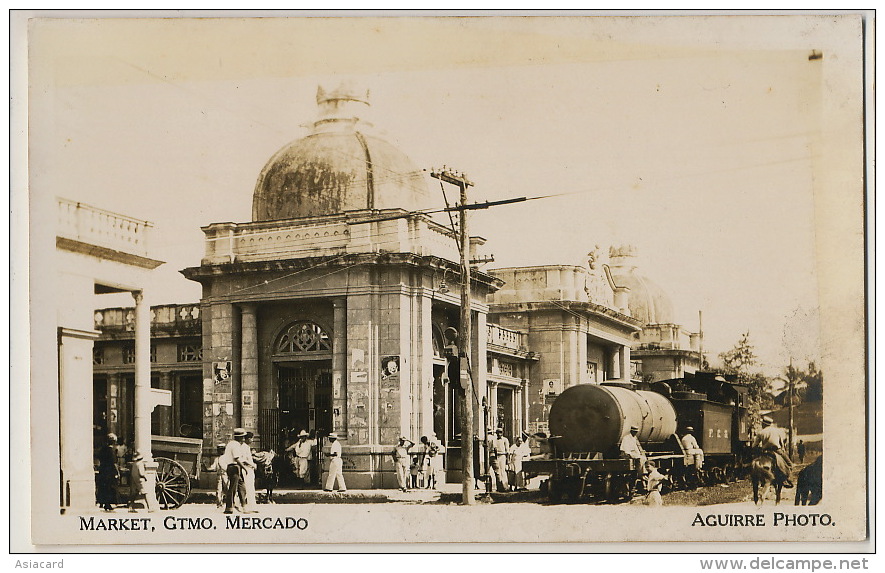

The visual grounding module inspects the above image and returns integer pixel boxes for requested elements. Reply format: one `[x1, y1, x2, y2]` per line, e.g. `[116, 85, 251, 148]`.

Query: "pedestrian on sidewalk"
[285, 430, 313, 488]
[424, 434, 445, 489]
[242, 432, 259, 512]
[128, 451, 155, 513]
[391, 436, 415, 492]
[490, 428, 510, 492]
[206, 442, 228, 508]
[644, 462, 668, 506]
[96, 433, 119, 511]
[221, 428, 248, 514]
[508, 435, 531, 491]
[324, 432, 347, 492]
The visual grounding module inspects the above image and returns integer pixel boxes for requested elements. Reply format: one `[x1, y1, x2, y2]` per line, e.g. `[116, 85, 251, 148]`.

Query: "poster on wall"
[16, 9, 871, 559]
[381, 356, 400, 379]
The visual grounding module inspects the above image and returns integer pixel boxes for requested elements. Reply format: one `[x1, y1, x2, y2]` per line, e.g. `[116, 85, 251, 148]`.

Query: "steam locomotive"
[523, 371, 752, 503]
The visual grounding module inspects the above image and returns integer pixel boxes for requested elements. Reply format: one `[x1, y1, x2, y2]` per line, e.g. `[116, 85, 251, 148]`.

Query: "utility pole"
[788, 357, 795, 460]
[431, 167, 476, 506]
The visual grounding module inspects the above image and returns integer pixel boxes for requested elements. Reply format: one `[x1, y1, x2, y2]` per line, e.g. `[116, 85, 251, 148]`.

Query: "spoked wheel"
[724, 464, 736, 483]
[155, 457, 191, 509]
[711, 467, 725, 483]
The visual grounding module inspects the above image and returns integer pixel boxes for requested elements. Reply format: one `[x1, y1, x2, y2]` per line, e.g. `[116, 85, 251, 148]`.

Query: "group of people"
[391, 434, 445, 491]
[213, 427, 261, 514]
[487, 428, 532, 492]
[619, 424, 704, 505]
[618, 414, 796, 506]
[94, 432, 153, 512]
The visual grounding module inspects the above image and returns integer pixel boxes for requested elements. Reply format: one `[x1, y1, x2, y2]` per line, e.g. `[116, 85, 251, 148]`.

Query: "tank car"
[523, 372, 751, 503]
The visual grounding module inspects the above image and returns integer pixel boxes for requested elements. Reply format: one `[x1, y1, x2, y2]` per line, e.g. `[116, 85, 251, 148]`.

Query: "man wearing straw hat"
[753, 415, 793, 488]
[620, 425, 646, 463]
[391, 436, 415, 492]
[285, 430, 312, 486]
[221, 428, 249, 513]
[324, 432, 347, 492]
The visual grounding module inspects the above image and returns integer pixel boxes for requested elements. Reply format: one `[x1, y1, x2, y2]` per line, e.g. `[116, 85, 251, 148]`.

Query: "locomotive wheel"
[724, 464, 736, 483]
[548, 480, 563, 504]
[155, 457, 191, 509]
[671, 472, 686, 491]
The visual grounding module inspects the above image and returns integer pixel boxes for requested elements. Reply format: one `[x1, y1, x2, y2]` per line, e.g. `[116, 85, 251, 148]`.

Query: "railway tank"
[548, 383, 678, 456]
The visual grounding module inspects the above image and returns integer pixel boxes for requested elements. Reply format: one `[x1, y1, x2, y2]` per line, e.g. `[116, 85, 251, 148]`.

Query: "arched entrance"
[273, 321, 333, 448]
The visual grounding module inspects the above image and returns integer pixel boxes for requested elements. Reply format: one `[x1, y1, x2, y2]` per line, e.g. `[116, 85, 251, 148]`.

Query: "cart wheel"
[155, 457, 191, 509]
[712, 467, 725, 483]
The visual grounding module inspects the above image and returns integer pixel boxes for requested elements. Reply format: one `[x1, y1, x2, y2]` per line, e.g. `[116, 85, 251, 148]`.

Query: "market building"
[88, 83, 701, 489]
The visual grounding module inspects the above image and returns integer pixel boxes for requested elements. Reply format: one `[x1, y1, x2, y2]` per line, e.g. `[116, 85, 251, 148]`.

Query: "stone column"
[620, 344, 631, 383]
[566, 326, 579, 390]
[332, 298, 347, 434]
[57, 327, 99, 512]
[240, 303, 259, 443]
[158, 371, 174, 436]
[609, 347, 620, 380]
[577, 327, 588, 385]
[132, 290, 158, 511]
[133, 291, 152, 460]
[418, 293, 434, 438]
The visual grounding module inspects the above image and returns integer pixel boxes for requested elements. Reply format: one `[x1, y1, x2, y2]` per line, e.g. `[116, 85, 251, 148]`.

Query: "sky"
[28, 14, 864, 375]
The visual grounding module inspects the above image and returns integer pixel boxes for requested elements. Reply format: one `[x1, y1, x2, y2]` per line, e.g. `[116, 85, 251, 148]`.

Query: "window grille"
[93, 346, 104, 365]
[177, 344, 203, 362]
[276, 321, 331, 354]
[123, 344, 156, 363]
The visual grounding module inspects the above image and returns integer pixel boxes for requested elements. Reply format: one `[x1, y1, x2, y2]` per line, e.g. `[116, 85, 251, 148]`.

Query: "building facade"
[84, 84, 704, 490]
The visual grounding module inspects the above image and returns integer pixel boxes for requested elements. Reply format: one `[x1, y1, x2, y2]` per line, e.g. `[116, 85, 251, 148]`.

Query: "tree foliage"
[786, 360, 823, 403]
[718, 331, 773, 423]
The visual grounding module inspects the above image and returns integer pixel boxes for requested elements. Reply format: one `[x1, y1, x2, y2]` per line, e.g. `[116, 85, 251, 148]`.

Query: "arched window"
[432, 325, 445, 360]
[276, 321, 332, 355]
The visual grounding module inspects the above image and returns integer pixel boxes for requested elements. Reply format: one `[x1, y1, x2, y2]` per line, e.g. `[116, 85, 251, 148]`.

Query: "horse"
[795, 454, 822, 506]
[751, 454, 783, 505]
[252, 450, 279, 504]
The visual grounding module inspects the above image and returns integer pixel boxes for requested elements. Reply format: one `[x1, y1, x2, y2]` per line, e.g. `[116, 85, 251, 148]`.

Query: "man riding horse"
[753, 416, 793, 488]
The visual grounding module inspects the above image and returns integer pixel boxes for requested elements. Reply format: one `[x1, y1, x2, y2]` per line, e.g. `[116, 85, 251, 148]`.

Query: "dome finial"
[316, 80, 370, 106]
[313, 80, 372, 133]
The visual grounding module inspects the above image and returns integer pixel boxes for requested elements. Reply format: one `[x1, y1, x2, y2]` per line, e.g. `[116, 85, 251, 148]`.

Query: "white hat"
[328, 432, 338, 439]
[762, 416, 774, 426]
[233, 428, 247, 437]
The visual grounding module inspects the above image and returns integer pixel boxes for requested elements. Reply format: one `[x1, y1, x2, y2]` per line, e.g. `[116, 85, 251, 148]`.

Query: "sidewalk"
[191, 482, 543, 505]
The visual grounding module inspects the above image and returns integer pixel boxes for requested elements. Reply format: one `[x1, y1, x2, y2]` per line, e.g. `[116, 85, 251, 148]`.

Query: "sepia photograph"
[12, 10, 872, 554]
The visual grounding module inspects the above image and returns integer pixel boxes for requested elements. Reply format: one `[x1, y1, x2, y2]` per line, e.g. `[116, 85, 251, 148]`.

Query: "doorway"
[277, 362, 333, 446]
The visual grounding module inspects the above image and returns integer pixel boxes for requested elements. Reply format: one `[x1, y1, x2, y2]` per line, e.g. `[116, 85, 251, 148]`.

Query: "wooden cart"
[150, 435, 204, 509]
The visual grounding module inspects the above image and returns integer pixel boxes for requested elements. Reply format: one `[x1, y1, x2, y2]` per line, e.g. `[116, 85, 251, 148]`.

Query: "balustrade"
[486, 323, 525, 350]
[57, 198, 152, 256]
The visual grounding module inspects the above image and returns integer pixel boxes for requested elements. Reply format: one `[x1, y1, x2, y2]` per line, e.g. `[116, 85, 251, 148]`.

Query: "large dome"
[608, 245, 675, 325]
[252, 83, 433, 222]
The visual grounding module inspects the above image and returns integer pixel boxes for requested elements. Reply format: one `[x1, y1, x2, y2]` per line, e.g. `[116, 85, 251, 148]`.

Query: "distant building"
[607, 245, 704, 383]
[487, 263, 641, 434]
